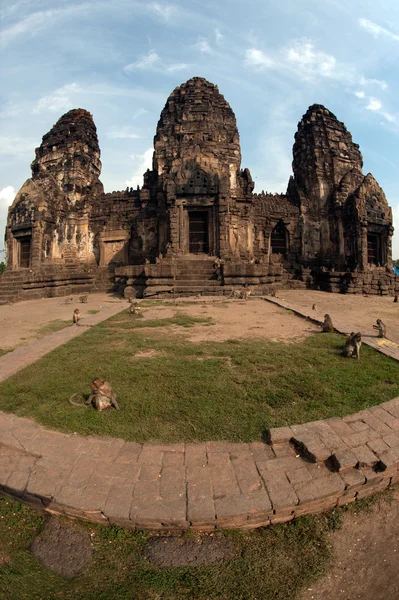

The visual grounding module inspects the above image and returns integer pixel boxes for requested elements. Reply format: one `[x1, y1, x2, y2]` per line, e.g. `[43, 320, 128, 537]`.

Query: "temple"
[2, 77, 396, 302]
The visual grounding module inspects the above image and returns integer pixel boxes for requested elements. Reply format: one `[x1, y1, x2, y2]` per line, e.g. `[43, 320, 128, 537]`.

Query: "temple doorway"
[19, 237, 31, 268]
[189, 211, 209, 254]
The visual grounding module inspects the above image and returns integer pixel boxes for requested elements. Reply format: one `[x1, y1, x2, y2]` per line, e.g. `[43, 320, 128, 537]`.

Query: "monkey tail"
[68, 392, 89, 407]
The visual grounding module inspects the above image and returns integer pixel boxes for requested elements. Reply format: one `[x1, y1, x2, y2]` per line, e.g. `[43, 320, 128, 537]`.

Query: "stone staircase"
[174, 258, 223, 296]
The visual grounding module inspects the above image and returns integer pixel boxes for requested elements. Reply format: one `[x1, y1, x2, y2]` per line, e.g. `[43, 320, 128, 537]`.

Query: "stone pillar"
[360, 223, 368, 271]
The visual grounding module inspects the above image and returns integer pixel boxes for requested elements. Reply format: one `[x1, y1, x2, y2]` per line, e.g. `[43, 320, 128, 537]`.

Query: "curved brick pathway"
[1, 296, 399, 530]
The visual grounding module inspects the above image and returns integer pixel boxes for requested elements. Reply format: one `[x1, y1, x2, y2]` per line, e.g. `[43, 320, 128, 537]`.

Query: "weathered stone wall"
[3, 78, 396, 302]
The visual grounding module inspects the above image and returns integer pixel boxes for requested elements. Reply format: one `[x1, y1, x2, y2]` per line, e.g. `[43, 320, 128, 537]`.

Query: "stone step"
[176, 274, 218, 281]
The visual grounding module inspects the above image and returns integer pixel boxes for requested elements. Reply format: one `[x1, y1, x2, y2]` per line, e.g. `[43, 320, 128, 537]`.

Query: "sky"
[1, 0, 399, 256]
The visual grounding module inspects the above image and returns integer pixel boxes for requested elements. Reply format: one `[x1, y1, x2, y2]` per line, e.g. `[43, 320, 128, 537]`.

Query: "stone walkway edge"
[1, 296, 399, 530]
[2, 398, 399, 531]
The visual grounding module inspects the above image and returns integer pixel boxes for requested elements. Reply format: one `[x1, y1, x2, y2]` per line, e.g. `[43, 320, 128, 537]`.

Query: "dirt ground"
[30, 517, 92, 578]
[300, 490, 399, 600]
[143, 535, 236, 567]
[277, 289, 399, 344]
[0, 293, 125, 350]
[139, 298, 316, 343]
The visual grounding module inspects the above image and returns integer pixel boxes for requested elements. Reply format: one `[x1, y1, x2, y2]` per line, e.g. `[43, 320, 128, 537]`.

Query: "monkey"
[64, 297, 73, 305]
[373, 318, 386, 338]
[145, 258, 150, 264]
[69, 378, 120, 411]
[312, 303, 317, 311]
[129, 301, 141, 315]
[242, 288, 252, 300]
[343, 332, 362, 360]
[195, 293, 201, 299]
[73, 308, 80, 324]
[79, 295, 88, 303]
[394, 295, 398, 303]
[270, 288, 276, 297]
[322, 314, 334, 332]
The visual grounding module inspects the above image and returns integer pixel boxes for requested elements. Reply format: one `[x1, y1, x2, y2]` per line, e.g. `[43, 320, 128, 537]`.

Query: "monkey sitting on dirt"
[373, 319, 386, 338]
[343, 332, 362, 360]
[312, 303, 317, 311]
[394, 295, 398, 303]
[79, 295, 88, 304]
[129, 301, 141, 315]
[69, 378, 120, 411]
[73, 308, 80, 324]
[322, 314, 334, 332]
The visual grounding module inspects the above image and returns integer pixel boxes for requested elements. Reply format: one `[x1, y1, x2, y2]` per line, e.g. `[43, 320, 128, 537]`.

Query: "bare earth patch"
[31, 517, 92, 579]
[132, 350, 165, 359]
[301, 490, 399, 600]
[141, 299, 313, 343]
[143, 534, 236, 567]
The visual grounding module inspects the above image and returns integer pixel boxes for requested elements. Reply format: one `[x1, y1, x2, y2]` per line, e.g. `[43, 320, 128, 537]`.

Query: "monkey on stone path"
[69, 378, 120, 411]
[373, 318, 386, 338]
[343, 332, 362, 360]
[79, 295, 88, 304]
[322, 314, 334, 333]
[73, 308, 80, 324]
[312, 303, 317, 311]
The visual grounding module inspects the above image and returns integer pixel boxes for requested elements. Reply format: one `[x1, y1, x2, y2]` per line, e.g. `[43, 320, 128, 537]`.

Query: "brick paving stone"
[286, 467, 313, 486]
[160, 466, 186, 498]
[162, 451, 185, 467]
[103, 479, 135, 521]
[380, 398, 399, 419]
[0, 453, 26, 486]
[306, 421, 348, 452]
[249, 441, 274, 461]
[114, 442, 142, 463]
[185, 464, 210, 481]
[325, 417, 354, 438]
[263, 472, 299, 509]
[330, 449, 358, 472]
[377, 448, 399, 472]
[382, 433, 399, 449]
[368, 405, 397, 428]
[63, 457, 98, 488]
[212, 477, 241, 499]
[133, 480, 160, 501]
[351, 445, 379, 468]
[130, 497, 187, 528]
[295, 473, 345, 503]
[206, 441, 248, 454]
[138, 465, 161, 482]
[267, 427, 293, 444]
[341, 429, 380, 448]
[185, 443, 207, 467]
[136, 447, 164, 466]
[97, 461, 140, 481]
[361, 411, 393, 436]
[256, 455, 301, 473]
[271, 443, 296, 458]
[187, 479, 215, 525]
[340, 468, 366, 492]
[214, 490, 272, 526]
[80, 472, 113, 511]
[5, 455, 36, 495]
[348, 420, 371, 432]
[367, 437, 390, 455]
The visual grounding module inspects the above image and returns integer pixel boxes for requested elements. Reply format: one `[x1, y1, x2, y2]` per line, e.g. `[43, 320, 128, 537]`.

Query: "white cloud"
[0, 135, 36, 157]
[381, 112, 396, 123]
[34, 83, 80, 114]
[367, 97, 382, 111]
[106, 127, 142, 140]
[194, 39, 212, 54]
[0, 186, 16, 207]
[215, 28, 223, 44]
[0, 5, 90, 46]
[285, 40, 337, 80]
[244, 48, 274, 69]
[354, 90, 365, 98]
[359, 18, 399, 42]
[124, 50, 189, 74]
[126, 148, 153, 188]
[359, 76, 388, 90]
[125, 50, 160, 71]
[148, 3, 177, 23]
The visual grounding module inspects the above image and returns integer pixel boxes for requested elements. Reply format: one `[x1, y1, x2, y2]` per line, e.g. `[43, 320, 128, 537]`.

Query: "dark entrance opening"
[271, 222, 287, 254]
[19, 237, 31, 268]
[367, 233, 382, 266]
[189, 211, 209, 254]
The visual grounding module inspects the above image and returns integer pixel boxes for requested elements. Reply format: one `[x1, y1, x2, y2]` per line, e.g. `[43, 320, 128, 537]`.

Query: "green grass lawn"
[0, 492, 331, 600]
[0, 309, 398, 443]
[0, 489, 392, 600]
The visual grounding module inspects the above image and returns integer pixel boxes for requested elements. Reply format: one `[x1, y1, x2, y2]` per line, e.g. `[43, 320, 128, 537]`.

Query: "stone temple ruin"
[2, 77, 397, 302]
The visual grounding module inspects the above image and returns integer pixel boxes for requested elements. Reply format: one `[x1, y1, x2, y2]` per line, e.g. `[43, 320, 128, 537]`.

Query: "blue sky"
[1, 0, 399, 256]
